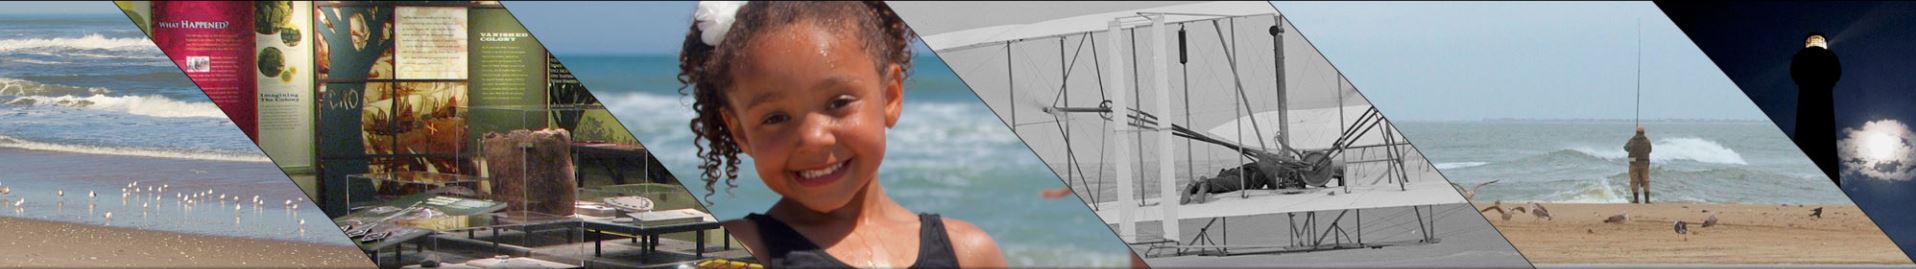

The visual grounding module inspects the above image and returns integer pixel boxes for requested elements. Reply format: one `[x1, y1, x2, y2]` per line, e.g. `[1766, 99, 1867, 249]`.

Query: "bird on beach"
[103, 211, 112, 225]
[1674, 220, 1690, 235]
[1527, 202, 1552, 221]
[1810, 207, 1824, 219]
[1702, 213, 1719, 228]
[1604, 212, 1629, 224]
[1479, 200, 1528, 221]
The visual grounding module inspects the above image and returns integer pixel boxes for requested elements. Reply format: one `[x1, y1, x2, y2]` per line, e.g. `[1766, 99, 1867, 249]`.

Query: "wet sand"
[0, 216, 371, 268]
[1480, 203, 1910, 265]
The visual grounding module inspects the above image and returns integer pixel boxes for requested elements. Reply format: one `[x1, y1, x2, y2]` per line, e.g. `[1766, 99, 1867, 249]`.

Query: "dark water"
[0, 14, 348, 246]
[555, 53, 1133, 266]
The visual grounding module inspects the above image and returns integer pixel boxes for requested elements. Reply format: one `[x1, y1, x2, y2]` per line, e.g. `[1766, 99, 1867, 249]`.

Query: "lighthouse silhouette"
[1791, 32, 1841, 185]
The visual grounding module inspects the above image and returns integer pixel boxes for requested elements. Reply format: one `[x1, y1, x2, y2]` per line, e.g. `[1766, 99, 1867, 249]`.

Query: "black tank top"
[744, 213, 961, 268]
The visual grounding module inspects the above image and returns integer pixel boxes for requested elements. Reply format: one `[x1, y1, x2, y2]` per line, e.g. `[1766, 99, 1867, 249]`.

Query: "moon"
[1838, 119, 1916, 181]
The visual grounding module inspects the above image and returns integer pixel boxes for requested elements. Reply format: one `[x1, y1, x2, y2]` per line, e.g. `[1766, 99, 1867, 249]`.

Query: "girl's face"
[721, 23, 903, 213]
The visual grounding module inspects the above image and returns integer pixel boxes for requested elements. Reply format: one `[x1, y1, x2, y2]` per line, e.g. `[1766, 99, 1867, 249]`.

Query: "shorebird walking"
[1527, 202, 1552, 221]
[1810, 207, 1825, 219]
[1702, 213, 1719, 228]
[1604, 212, 1629, 224]
[1674, 220, 1690, 241]
[103, 211, 112, 226]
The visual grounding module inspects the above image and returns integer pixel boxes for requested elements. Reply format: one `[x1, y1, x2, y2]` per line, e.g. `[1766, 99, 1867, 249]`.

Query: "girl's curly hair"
[676, 1, 914, 203]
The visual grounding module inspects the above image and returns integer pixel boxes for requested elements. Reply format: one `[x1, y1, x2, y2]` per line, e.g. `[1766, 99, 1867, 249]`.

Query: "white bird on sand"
[104, 211, 112, 225]
[1702, 213, 1719, 228]
[1604, 212, 1629, 224]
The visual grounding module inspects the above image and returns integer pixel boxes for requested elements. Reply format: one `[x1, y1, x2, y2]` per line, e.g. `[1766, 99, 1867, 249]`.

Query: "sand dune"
[0, 216, 371, 268]
[1479, 203, 1909, 265]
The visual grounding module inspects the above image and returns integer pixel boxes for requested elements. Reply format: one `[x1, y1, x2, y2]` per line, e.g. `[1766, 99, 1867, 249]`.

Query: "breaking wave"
[0, 135, 270, 163]
[7, 94, 226, 119]
[1569, 137, 1748, 165]
[0, 33, 154, 53]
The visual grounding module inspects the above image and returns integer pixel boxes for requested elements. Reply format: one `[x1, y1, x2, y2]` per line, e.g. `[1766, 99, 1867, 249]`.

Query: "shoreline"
[1478, 202, 1909, 265]
[0, 216, 370, 268]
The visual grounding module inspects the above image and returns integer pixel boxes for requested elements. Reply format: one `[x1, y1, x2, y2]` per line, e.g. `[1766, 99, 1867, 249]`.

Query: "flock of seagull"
[0, 180, 311, 232]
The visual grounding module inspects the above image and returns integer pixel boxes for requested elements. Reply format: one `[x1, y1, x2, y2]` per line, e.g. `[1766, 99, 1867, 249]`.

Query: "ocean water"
[1398, 120, 1851, 205]
[558, 53, 1134, 266]
[0, 14, 347, 246]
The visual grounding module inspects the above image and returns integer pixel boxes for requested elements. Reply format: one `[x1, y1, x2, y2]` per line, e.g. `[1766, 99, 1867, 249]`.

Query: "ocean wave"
[1569, 137, 1748, 165]
[1482, 166, 1843, 204]
[0, 33, 155, 53]
[0, 78, 112, 96]
[6, 94, 227, 119]
[4, 58, 69, 65]
[0, 135, 270, 163]
[1435, 162, 1489, 170]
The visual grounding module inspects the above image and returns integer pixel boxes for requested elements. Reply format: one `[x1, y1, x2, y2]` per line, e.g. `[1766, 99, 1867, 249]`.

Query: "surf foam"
[1570, 137, 1747, 165]
[7, 94, 226, 119]
[0, 135, 270, 163]
[0, 33, 154, 53]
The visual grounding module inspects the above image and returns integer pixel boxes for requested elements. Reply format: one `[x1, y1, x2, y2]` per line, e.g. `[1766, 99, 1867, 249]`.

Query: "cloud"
[1838, 119, 1916, 181]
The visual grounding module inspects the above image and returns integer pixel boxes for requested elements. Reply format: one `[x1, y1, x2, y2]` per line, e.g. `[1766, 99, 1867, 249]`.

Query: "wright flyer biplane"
[900, 2, 1478, 257]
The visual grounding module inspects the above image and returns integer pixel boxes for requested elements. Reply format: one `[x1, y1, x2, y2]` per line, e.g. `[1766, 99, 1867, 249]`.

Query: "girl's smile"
[793, 158, 852, 187]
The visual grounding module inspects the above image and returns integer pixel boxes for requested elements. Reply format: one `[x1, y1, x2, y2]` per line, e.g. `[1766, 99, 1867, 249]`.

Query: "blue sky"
[0, 2, 116, 15]
[502, 1, 695, 55]
[1272, 2, 1765, 121]
[504, 1, 934, 56]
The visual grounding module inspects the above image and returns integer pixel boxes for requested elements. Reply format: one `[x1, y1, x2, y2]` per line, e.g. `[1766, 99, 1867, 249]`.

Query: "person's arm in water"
[943, 218, 1009, 267]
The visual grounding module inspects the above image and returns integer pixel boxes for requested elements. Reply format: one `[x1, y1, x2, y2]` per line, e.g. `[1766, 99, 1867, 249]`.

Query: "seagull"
[57, 189, 64, 199]
[14, 198, 23, 207]
[1604, 212, 1629, 224]
[104, 211, 112, 225]
[1702, 213, 1719, 228]
[1674, 220, 1689, 235]
[1454, 179, 1501, 201]
[1526, 202, 1552, 221]
[1810, 207, 1824, 219]
[1479, 200, 1527, 221]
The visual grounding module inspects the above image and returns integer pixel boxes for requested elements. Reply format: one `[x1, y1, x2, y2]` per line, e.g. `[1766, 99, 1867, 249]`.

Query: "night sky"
[1660, 1, 1916, 256]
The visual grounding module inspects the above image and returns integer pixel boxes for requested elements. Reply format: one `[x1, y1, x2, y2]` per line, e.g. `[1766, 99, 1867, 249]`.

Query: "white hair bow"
[695, 1, 745, 46]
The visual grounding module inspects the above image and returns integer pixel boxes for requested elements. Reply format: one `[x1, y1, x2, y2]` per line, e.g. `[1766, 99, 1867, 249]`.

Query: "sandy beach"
[0, 216, 371, 268]
[1479, 202, 1910, 265]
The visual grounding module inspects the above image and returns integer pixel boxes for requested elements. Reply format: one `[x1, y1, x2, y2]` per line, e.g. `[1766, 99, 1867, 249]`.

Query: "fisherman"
[1625, 127, 1654, 204]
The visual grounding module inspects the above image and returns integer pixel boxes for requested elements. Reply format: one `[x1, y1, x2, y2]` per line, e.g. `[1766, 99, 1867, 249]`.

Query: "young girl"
[676, 2, 1007, 268]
